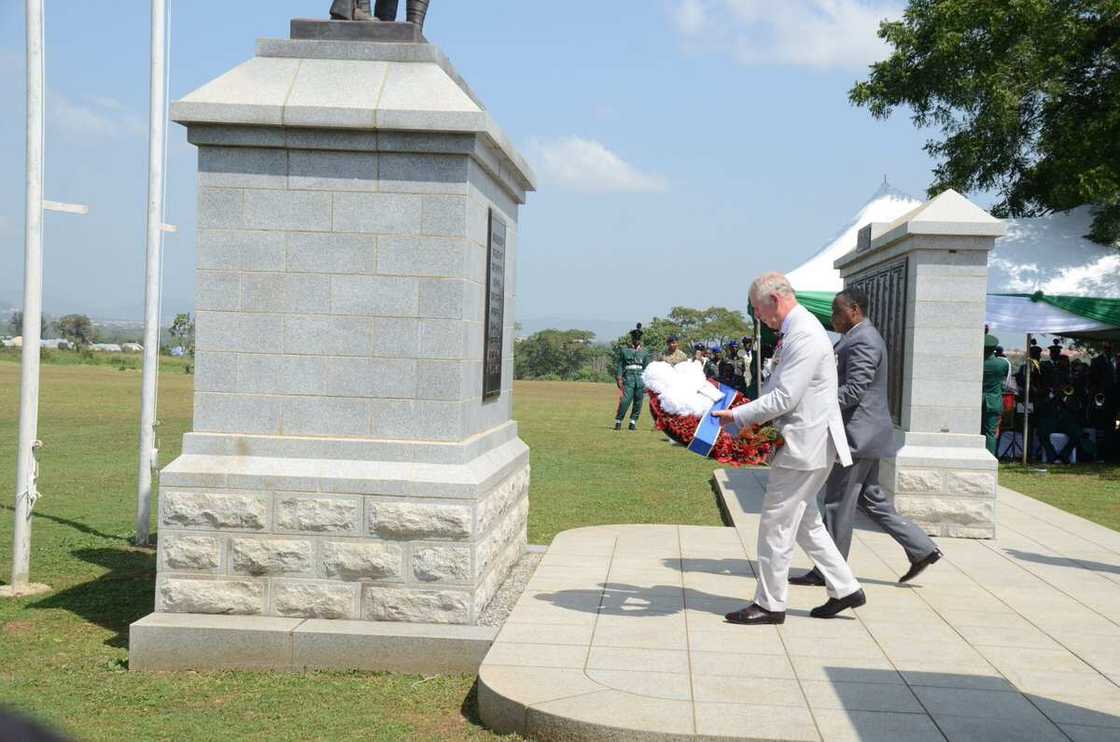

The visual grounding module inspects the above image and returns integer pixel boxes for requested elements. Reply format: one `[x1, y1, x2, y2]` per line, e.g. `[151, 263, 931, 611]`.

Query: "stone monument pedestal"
[130, 22, 535, 672]
[835, 191, 1005, 538]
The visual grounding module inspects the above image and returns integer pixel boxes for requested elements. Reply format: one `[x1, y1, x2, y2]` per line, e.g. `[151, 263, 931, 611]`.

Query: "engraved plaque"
[857, 224, 873, 252]
[482, 209, 507, 400]
[847, 257, 908, 424]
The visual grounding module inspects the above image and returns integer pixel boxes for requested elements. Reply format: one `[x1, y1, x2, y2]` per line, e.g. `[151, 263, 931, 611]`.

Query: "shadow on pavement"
[824, 666, 1120, 739]
[1004, 548, 1120, 576]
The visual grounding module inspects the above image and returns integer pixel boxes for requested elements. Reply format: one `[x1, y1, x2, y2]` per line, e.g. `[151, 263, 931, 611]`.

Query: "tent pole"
[1022, 333, 1031, 467]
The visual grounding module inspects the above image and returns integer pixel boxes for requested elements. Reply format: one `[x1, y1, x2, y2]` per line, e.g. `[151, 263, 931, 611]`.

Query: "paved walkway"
[478, 470, 1120, 741]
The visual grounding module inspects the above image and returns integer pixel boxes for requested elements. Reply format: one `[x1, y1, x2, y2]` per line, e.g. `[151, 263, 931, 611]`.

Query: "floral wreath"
[647, 382, 784, 467]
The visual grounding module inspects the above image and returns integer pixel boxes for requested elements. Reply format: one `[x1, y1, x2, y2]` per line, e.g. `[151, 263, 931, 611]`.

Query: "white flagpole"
[135, 0, 168, 545]
[6, 0, 48, 598]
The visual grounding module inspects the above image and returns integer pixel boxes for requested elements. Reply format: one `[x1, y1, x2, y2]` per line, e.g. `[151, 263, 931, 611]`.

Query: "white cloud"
[48, 92, 147, 139]
[672, 0, 709, 36]
[525, 137, 669, 193]
[669, 0, 903, 69]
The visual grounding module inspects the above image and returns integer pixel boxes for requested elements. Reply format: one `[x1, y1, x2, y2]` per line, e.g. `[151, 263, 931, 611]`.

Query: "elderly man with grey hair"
[713, 273, 865, 625]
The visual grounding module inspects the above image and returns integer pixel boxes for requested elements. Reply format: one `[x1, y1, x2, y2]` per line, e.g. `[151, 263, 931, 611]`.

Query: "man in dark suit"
[791, 289, 942, 587]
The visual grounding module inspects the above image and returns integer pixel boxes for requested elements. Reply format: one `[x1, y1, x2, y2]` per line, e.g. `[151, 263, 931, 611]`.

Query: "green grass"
[0, 347, 193, 374]
[0, 367, 723, 741]
[1000, 462, 1120, 531]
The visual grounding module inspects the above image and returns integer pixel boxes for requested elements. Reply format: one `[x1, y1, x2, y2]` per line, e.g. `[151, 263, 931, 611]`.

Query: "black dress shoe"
[725, 603, 785, 625]
[789, 569, 826, 587]
[810, 589, 866, 619]
[899, 549, 943, 584]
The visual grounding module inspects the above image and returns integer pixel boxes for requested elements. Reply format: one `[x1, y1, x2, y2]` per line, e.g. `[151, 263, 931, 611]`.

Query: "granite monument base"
[290, 18, 425, 43]
[130, 613, 496, 673]
[880, 432, 997, 539]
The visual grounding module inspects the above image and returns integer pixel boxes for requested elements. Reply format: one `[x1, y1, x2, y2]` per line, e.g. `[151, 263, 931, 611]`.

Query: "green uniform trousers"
[616, 374, 645, 423]
[981, 394, 1002, 456]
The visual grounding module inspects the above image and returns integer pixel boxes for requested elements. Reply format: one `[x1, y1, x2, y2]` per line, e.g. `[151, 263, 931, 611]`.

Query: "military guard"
[615, 324, 651, 431]
[660, 335, 688, 366]
[981, 334, 1009, 455]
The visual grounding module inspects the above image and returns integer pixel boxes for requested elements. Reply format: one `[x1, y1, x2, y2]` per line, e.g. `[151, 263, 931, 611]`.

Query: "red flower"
[647, 385, 784, 467]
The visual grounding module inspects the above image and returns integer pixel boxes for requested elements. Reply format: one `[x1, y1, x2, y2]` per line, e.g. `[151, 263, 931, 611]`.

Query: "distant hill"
[517, 316, 637, 345]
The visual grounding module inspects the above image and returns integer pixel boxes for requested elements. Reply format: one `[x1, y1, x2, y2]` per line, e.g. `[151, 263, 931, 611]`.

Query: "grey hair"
[749, 272, 796, 305]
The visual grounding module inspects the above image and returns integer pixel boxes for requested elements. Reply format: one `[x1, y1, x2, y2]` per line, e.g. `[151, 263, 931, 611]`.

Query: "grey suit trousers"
[822, 459, 936, 564]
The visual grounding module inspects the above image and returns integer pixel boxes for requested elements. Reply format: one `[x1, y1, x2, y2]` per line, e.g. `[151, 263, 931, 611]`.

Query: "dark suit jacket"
[835, 321, 894, 460]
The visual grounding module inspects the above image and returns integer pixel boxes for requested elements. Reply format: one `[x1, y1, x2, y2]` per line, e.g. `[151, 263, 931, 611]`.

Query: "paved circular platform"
[477, 477, 1120, 741]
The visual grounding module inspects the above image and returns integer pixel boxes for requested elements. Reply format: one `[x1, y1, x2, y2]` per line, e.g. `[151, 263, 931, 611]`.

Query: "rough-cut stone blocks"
[364, 586, 471, 624]
[895, 495, 995, 538]
[368, 501, 473, 541]
[945, 470, 997, 498]
[162, 492, 269, 531]
[276, 496, 360, 534]
[272, 581, 357, 619]
[230, 538, 314, 576]
[321, 541, 403, 581]
[160, 578, 265, 615]
[162, 535, 222, 572]
[412, 546, 471, 583]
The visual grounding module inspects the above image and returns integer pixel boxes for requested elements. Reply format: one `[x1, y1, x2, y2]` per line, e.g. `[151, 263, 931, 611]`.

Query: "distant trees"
[8, 311, 47, 338]
[512, 305, 754, 384]
[57, 314, 96, 348]
[169, 313, 195, 354]
[850, 0, 1120, 245]
[614, 306, 753, 351]
[514, 329, 602, 381]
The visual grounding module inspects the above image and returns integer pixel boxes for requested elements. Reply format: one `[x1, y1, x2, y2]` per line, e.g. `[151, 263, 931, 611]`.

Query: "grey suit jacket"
[835, 321, 894, 460]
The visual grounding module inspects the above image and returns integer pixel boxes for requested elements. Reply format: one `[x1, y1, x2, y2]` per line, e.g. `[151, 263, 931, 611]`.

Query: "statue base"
[291, 18, 425, 43]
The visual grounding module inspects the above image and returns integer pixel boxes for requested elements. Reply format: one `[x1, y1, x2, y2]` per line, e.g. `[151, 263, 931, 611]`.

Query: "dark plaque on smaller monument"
[482, 209, 507, 400]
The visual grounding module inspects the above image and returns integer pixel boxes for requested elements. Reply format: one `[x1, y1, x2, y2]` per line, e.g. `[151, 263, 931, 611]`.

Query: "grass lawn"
[1000, 462, 1120, 531]
[0, 366, 723, 741]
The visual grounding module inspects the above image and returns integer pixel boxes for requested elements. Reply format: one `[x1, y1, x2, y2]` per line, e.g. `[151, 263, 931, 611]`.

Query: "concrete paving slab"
[693, 702, 821, 740]
[477, 473, 1120, 739]
[810, 708, 944, 742]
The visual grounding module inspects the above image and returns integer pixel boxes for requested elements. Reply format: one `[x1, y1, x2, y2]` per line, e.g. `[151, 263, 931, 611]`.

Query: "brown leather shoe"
[725, 603, 785, 625]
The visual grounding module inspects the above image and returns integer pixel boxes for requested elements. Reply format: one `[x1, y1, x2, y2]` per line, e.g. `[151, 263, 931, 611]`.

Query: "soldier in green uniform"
[615, 324, 651, 431]
[981, 334, 1010, 455]
[660, 335, 688, 366]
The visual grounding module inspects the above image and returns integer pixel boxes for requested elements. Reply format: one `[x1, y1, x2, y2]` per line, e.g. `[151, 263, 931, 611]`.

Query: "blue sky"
[0, 0, 949, 331]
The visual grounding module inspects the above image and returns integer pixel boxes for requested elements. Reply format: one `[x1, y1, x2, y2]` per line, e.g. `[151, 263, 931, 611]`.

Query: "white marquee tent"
[786, 182, 1120, 339]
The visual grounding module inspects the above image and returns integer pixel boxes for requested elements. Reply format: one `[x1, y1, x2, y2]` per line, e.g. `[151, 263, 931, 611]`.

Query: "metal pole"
[1022, 333, 1031, 467]
[7, 0, 47, 597]
[135, 0, 167, 546]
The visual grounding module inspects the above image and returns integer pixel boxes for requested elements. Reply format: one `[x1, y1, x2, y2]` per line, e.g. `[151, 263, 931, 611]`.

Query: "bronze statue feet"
[329, 0, 377, 21]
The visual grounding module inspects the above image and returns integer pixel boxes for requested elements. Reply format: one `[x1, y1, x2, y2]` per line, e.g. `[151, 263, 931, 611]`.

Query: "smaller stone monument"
[129, 16, 535, 673]
[835, 190, 1005, 538]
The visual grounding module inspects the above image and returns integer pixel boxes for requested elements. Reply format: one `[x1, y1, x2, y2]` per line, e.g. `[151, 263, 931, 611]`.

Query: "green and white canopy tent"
[783, 184, 1120, 341]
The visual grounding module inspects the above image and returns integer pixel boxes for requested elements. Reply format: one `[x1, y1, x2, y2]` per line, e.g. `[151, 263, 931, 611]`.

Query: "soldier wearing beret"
[614, 324, 651, 431]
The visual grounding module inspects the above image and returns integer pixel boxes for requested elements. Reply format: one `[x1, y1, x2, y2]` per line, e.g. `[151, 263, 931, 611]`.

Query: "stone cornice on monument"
[834, 189, 1007, 274]
[171, 37, 536, 203]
